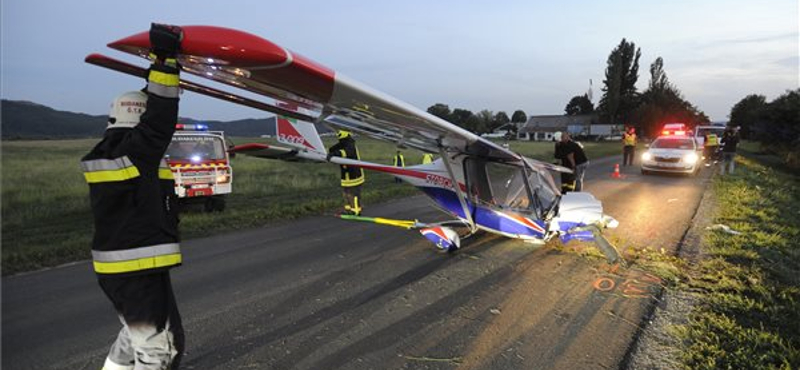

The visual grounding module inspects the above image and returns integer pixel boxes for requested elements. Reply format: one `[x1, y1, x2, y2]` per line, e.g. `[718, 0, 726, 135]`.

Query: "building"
[517, 113, 620, 141]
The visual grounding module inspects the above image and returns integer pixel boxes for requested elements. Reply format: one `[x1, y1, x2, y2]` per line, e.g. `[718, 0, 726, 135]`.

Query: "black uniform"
[328, 135, 365, 215]
[555, 141, 575, 192]
[81, 47, 184, 369]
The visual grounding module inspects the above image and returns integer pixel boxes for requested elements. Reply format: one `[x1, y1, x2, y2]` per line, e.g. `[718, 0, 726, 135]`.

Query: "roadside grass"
[2, 137, 620, 275]
[620, 149, 800, 370]
[674, 155, 800, 370]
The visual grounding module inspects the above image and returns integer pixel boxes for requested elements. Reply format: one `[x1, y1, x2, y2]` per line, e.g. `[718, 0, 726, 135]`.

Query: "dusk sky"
[2, 0, 798, 122]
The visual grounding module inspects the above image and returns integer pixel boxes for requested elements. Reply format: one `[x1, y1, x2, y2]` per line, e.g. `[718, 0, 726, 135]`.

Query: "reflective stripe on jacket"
[328, 137, 365, 187]
[81, 83, 181, 276]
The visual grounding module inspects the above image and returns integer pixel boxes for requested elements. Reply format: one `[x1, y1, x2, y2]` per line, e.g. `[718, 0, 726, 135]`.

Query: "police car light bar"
[175, 123, 209, 131]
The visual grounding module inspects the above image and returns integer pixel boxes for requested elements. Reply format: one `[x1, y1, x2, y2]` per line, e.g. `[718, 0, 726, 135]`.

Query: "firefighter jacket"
[623, 132, 637, 146]
[81, 66, 181, 276]
[328, 136, 365, 187]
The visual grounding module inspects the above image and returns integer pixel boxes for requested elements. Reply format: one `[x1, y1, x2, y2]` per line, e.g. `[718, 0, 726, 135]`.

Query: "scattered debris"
[667, 198, 679, 203]
[489, 308, 502, 315]
[705, 224, 742, 235]
[401, 354, 463, 364]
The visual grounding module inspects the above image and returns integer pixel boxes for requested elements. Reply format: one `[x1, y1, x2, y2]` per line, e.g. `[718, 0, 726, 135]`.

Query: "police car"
[640, 135, 701, 176]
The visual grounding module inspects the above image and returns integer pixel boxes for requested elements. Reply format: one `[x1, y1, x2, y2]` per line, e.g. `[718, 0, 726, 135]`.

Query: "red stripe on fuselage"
[353, 163, 466, 192]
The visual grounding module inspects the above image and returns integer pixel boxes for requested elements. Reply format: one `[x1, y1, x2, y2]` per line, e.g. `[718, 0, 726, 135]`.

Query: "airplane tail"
[275, 102, 326, 154]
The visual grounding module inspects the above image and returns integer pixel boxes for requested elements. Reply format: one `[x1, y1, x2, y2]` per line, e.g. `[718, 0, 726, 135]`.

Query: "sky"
[2, 0, 798, 122]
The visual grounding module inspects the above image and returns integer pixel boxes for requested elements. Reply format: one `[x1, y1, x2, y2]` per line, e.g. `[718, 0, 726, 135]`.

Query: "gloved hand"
[150, 23, 183, 62]
[326, 153, 333, 162]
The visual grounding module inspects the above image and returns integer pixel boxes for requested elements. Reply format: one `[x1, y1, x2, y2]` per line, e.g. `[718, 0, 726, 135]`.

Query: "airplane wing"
[97, 25, 525, 162]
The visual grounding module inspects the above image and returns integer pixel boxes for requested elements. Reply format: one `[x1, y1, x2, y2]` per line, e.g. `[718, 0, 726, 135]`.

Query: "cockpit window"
[464, 158, 557, 218]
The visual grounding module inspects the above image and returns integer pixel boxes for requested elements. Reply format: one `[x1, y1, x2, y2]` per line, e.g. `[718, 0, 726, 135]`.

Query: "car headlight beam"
[642, 152, 652, 161]
[684, 152, 699, 164]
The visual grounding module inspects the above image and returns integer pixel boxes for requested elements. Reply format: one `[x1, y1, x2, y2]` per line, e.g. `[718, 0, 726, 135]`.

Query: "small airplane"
[85, 25, 623, 263]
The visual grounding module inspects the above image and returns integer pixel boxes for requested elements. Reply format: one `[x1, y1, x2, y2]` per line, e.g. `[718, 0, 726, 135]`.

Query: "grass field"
[673, 150, 800, 369]
[1, 137, 622, 275]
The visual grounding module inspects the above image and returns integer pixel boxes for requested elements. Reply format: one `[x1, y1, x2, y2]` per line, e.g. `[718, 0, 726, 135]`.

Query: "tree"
[630, 57, 709, 137]
[427, 103, 452, 121]
[511, 110, 527, 124]
[564, 94, 594, 115]
[465, 114, 482, 134]
[492, 111, 510, 131]
[648, 57, 671, 93]
[476, 109, 494, 134]
[450, 108, 473, 129]
[729, 94, 767, 139]
[750, 89, 800, 166]
[598, 38, 641, 124]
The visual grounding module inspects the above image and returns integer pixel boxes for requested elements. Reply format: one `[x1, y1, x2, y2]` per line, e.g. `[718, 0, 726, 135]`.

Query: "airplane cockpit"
[464, 157, 559, 220]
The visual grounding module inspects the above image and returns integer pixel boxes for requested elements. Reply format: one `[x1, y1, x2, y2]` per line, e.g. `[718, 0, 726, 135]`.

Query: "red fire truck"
[164, 124, 232, 212]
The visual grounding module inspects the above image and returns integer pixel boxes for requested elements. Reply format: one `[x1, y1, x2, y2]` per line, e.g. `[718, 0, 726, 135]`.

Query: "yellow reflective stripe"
[93, 253, 182, 274]
[159, 168, 174, 180]
[341, 177, 364, 187]
[148, 70, 179, 87]
[84, 166, 140, 183]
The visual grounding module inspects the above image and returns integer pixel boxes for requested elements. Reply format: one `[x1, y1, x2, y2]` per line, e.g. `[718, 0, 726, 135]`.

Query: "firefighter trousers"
[342, 185, 362, 215]
[99, 271, 184, 370]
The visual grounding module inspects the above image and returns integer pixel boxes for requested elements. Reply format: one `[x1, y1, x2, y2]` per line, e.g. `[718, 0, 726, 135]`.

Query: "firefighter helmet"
[337, 130, 351, 139]
[107, 91, 147, 129]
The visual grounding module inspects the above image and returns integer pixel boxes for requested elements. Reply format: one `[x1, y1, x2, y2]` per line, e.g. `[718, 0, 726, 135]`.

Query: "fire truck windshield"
[166, 136, 227, 162]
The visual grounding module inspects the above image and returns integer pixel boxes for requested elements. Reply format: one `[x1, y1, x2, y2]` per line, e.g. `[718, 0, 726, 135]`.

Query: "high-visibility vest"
[706, 134, 719, 146]
[623, 133, 637, 146]
[393, 153, 405, 167]
[422, 153, 434, 164]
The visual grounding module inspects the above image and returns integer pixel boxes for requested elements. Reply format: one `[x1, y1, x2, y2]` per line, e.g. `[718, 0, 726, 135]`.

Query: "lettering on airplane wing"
[425, 174, 453, 189]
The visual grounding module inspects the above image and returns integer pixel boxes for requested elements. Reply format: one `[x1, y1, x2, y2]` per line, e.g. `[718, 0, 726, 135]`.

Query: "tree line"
[564, 38, 709, 137]
[729, 89, 799, 167]
[426, 104, 528, 136]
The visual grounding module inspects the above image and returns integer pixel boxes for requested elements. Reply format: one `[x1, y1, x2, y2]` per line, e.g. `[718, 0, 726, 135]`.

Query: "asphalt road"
[3, 155, 713, 370]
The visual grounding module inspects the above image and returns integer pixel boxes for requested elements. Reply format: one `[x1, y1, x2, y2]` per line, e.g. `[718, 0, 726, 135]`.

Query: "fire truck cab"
[165, 124, 232, 212]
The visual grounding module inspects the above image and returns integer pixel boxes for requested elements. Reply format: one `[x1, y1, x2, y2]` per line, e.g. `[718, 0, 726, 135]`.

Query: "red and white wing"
[97, 25, 520, 162]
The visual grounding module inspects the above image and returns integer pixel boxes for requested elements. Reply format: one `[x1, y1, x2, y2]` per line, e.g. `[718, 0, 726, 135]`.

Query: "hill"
[1, 99, 280, 139]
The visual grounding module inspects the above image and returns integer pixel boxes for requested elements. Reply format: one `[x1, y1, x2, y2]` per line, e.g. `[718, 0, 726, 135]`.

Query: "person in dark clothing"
[622, 126, 637, 166]
[81, 24, 185, 370]
[558, 132, 589, 191]
[720, 127, 740, 175]
[554, 132, 575, 192]
[392, 150, 405, 183]
[327, 130, 365, 215]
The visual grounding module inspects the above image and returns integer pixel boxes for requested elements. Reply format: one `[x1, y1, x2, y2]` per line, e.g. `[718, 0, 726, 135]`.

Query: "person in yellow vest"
[392, 150, 405, 183]
[327, 130, 365, 215]
[421, 153, 434, 164]
[81, 24, 185, 370]
[622, 126, 637, 166]
[704, 132, 720, 165]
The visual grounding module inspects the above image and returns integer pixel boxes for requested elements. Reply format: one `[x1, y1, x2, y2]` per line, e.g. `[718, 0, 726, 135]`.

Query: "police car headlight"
[216, 174, 230, 183]
[642, 152, 652, 161]
[684, 152, 699, 164]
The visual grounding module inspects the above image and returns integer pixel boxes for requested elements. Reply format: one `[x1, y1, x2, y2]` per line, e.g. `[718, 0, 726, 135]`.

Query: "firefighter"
[80, 24, 185, 370]
[553, 131, 575, 193]
[392, 150, 405, 183]
[421, 153, 434, 164]
[622, 126, 637, 166]
[704, 132, 720, 166]
[327, 130, 365, 215]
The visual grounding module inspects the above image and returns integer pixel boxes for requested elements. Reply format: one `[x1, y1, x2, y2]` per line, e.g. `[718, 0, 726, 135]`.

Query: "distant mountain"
[1, 100, 283, 139]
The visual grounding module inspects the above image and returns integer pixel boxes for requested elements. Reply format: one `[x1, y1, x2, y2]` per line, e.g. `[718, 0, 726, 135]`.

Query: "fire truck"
[164, 124, 232, 212]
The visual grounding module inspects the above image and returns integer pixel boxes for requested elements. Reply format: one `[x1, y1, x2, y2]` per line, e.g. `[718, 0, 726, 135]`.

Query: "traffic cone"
[611, 164, 621, 179]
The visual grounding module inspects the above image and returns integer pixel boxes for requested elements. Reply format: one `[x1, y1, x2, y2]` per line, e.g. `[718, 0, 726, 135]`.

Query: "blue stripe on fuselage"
[418, 186, 546, 238]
